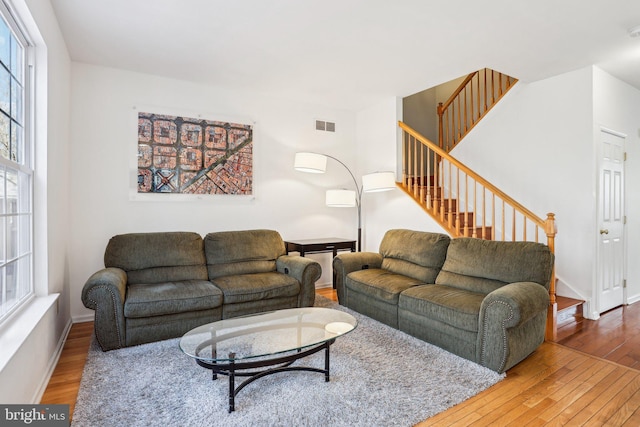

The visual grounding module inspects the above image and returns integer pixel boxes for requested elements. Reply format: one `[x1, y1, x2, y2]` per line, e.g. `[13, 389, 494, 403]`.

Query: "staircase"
[437, 68, 518, 152]
[556, 296, 586, 342]
[398, 68, 563, 340]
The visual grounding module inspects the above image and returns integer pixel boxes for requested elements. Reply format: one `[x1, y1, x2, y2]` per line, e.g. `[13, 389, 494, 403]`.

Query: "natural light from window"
[0, 5, 32, 323]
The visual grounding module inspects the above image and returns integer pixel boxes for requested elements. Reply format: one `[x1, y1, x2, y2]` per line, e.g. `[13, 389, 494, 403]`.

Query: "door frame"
[593, 126, 627, 316]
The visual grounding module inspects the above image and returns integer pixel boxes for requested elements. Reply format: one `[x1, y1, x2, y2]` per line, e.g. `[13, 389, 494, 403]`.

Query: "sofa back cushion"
[379, 229, 450, 283]
[205, 229, 285, 279]
[104, 232, 208, 285]
[435, 237, 554, 294]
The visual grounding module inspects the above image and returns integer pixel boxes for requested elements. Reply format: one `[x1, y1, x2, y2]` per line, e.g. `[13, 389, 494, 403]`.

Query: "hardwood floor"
[557, 304, 640, 370]
[39, 321, 93, 417]
[41, 290, 640, 425]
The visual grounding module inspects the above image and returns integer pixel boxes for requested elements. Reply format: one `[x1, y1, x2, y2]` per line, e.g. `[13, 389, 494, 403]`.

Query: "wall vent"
[315, 120, 336, 132]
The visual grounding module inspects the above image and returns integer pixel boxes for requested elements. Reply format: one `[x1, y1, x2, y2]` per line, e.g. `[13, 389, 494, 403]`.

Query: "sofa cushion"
[379, 230, 450, 283]
[205, 230, 285, 279]
[346, 268, 424, 304]
[124, 280, 223, 318]
[399, 284, 485, 332]
[436, 238, 554, 294]
[105, 232, 208, 285]
[210, 272, 299, 304]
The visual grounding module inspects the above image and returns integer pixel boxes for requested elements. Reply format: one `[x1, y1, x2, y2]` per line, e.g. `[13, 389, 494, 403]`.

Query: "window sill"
[0, 294, 59, 373]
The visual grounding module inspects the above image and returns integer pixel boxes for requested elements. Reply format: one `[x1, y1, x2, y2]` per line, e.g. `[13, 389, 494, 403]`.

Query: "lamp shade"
[326, 189, 356, 207]
[362, 171, 396, 192]
[294, 152, 327, 173]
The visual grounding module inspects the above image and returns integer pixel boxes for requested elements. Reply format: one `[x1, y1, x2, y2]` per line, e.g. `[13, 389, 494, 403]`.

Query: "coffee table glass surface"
[179, 307, 357, 363]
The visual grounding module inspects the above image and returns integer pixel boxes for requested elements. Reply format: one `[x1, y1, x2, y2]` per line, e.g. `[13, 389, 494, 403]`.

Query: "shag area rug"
[72, 297, 504, 427]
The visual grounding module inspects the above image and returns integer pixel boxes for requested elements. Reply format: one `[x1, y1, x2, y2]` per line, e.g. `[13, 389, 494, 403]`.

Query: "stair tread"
[557, 296, 584, 311]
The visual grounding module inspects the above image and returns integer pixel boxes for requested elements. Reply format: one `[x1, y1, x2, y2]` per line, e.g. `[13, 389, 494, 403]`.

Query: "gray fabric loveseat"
[82, 229, 321, 351]
[333, 229, 554, 373]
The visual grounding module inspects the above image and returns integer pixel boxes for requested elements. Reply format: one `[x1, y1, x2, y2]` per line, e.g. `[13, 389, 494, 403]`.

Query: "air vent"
[315, 120, 336, 132]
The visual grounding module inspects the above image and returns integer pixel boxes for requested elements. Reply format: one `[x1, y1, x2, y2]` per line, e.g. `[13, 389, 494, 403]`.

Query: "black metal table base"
[195, 339, 334, 412]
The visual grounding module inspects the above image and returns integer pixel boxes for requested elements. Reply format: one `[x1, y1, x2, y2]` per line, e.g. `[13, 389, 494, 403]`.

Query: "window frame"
[0, 0, 34, 325]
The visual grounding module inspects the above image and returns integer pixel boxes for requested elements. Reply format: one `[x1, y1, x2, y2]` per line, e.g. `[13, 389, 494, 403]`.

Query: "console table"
[284, 238, 356, 288]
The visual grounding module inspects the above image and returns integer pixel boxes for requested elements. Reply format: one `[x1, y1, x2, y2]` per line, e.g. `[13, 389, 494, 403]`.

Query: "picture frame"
[135, 108, 254, 197]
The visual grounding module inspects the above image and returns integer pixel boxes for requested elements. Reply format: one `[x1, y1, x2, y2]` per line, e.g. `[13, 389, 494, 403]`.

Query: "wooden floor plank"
[604, 387, 640, 426]
[545, 365, 634, 425]
[512, 363, 615, 426]
[621, 408, 640, 426]
[569, 374, 640, 426]
[580, 376, 640, 426]
[424, 345, 584, 426]
[532, 362, 617, 423]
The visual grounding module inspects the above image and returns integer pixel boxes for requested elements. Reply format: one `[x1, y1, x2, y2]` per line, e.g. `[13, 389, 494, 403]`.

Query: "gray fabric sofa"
[333, 229, 554, 373]
[82, 229, 321, 351]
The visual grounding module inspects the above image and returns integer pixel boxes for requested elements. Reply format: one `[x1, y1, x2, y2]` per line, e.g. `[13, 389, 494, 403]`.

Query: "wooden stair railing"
[438, 68, 517, 152]
[398, 121, 559, 340]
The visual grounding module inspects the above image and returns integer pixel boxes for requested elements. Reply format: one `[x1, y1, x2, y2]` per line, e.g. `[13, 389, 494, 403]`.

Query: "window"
[0, 3, 32, 322]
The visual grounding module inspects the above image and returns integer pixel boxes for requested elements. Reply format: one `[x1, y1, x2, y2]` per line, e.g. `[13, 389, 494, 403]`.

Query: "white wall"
[28, 0, 72, 337]
[0, 0, 72, 403]
[69, 63, 359, 320]
[356, 97, 446, 251]
[452, 67, 595, 303]
[450, 66, 640, 317]
[593, 67, 640, 305]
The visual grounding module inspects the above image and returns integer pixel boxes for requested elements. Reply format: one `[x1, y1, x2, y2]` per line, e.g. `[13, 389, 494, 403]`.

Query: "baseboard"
[627, 293, 640, 306]
[32, 317, 73, 403]
[72, 313, 95, 323]
[555, 276, 589, 302]
[583, 301, 599, 321]
[315, 282, 333, 289]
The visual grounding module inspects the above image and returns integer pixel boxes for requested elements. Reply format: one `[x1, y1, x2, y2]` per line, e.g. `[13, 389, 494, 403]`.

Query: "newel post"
[544, 212, 558, 341]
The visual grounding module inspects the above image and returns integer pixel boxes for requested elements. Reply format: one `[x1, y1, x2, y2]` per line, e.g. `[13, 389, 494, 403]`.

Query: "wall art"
[137, 111, 253, 195]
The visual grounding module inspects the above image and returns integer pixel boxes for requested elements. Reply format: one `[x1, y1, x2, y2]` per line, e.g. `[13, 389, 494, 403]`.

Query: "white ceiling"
[50, 0, 640, 111]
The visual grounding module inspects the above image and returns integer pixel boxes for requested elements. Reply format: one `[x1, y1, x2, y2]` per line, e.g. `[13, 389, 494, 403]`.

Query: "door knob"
[600, 229, 609, 235]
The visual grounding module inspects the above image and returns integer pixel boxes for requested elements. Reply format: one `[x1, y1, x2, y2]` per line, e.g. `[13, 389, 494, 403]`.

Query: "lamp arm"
[324, 155, 363, 250]
[323, 155, 362, 207]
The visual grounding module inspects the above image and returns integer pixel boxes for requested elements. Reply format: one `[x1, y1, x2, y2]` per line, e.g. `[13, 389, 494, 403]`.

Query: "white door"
[597, 128, 626, 313]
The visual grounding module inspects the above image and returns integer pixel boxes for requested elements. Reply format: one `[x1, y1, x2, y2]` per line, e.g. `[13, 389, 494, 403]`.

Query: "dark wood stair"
[406, 177, 494, 240]
[554, 296, 585, 342]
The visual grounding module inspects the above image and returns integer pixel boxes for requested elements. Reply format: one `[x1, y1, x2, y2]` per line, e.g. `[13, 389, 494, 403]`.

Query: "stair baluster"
[399, 120, 558, 340]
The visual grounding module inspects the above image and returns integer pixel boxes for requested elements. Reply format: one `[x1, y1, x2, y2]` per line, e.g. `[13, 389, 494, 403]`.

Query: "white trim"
[31, 317, 72, 403]
[72, 313, 95, 324]
[593, 126, 627, 314]
[599, 126, 627, 139]
[0, 0, 35, 324]
[0, 293, 57, 373]
[0, 0, 33, 47]
[627, 294, 640, 306]
[584, 301, 600, 321]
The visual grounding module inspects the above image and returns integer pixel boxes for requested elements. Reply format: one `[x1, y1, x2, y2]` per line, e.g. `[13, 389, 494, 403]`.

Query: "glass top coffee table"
[179, 307, 357, 412]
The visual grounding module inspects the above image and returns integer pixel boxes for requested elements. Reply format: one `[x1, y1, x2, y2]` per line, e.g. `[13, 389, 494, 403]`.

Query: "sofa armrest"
[333, 252, 383, 303]
[276, 255, 322, 307]
[477, 281, 550, 372]
[81, 267, 128, 351]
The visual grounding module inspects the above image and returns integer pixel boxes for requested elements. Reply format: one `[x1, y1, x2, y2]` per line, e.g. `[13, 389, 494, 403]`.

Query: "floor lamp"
[294, 152, 396, 251]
